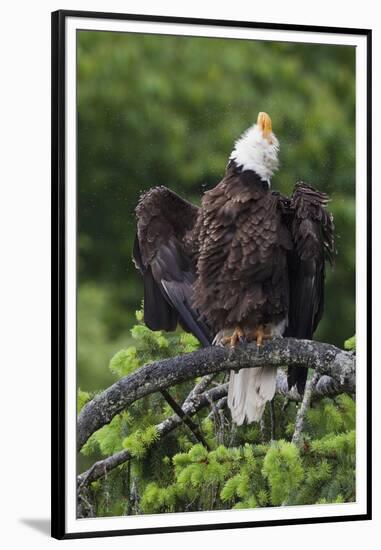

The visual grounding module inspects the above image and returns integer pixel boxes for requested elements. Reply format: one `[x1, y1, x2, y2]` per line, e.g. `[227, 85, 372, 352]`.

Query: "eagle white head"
[229, 112, 279, 183]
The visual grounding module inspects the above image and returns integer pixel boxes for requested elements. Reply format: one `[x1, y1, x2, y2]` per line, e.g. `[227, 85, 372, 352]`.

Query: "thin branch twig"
[292, 371, 320, 445]
[160, 388, 211, 449]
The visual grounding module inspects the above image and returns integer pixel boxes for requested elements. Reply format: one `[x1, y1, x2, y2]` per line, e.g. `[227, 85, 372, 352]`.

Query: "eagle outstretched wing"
[133, 186, 211, 347]
[283, 182, 335, 393]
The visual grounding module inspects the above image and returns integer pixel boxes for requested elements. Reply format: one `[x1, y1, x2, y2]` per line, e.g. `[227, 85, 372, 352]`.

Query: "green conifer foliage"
[78, 318, 356, 517]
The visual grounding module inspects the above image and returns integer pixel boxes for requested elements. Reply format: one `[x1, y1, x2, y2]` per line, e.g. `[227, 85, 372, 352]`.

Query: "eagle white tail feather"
[227, 367, 277, 425]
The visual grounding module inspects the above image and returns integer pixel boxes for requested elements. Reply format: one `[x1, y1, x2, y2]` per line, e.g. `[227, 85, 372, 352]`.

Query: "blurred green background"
[77, 31, 355, 393]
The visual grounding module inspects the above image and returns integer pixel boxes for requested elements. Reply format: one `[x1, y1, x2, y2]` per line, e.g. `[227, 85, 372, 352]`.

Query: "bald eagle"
[133, 112, 334, 425]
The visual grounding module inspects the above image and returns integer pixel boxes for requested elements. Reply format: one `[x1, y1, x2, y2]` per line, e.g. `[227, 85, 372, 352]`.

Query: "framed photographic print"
[51, 9, 372, 539]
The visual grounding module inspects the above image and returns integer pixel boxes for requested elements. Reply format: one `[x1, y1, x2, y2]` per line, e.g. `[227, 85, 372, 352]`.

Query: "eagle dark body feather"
[133, 171, 334, 396]
[193, 162, 293, 334]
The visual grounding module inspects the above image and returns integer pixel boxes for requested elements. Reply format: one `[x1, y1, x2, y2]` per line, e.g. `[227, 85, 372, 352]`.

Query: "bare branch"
[189, 374, 216, 398]
[292, 371, 320, 445]
[160, 388, 211, 450]
[77, 338, 355, 451]
[275, 371, 355, 401]
[207, 397, 228, 419]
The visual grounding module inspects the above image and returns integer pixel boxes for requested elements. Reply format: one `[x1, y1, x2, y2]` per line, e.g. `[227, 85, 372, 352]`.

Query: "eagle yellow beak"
[257, 112, 273, 140]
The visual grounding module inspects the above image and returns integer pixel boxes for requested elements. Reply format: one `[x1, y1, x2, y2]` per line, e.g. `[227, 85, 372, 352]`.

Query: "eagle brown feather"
[193, 162, 292, 333]
[133, 164, 334, 421]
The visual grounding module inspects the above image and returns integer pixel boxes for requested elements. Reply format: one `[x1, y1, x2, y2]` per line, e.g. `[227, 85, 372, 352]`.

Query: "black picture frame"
[51, 9, 372, 540]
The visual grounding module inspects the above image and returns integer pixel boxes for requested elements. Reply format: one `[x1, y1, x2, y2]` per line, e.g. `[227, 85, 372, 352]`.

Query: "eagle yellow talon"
[230, 327, 245, 347]
[251, 325, 272, 346]
[220, 327, 245, 347]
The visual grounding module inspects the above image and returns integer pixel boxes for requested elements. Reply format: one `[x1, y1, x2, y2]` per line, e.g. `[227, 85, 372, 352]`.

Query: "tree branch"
[160, 388, 211, 450]
[275, 371, 355, 401]
[292, 371, 319, 445]
[77, 338, 355, 451]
